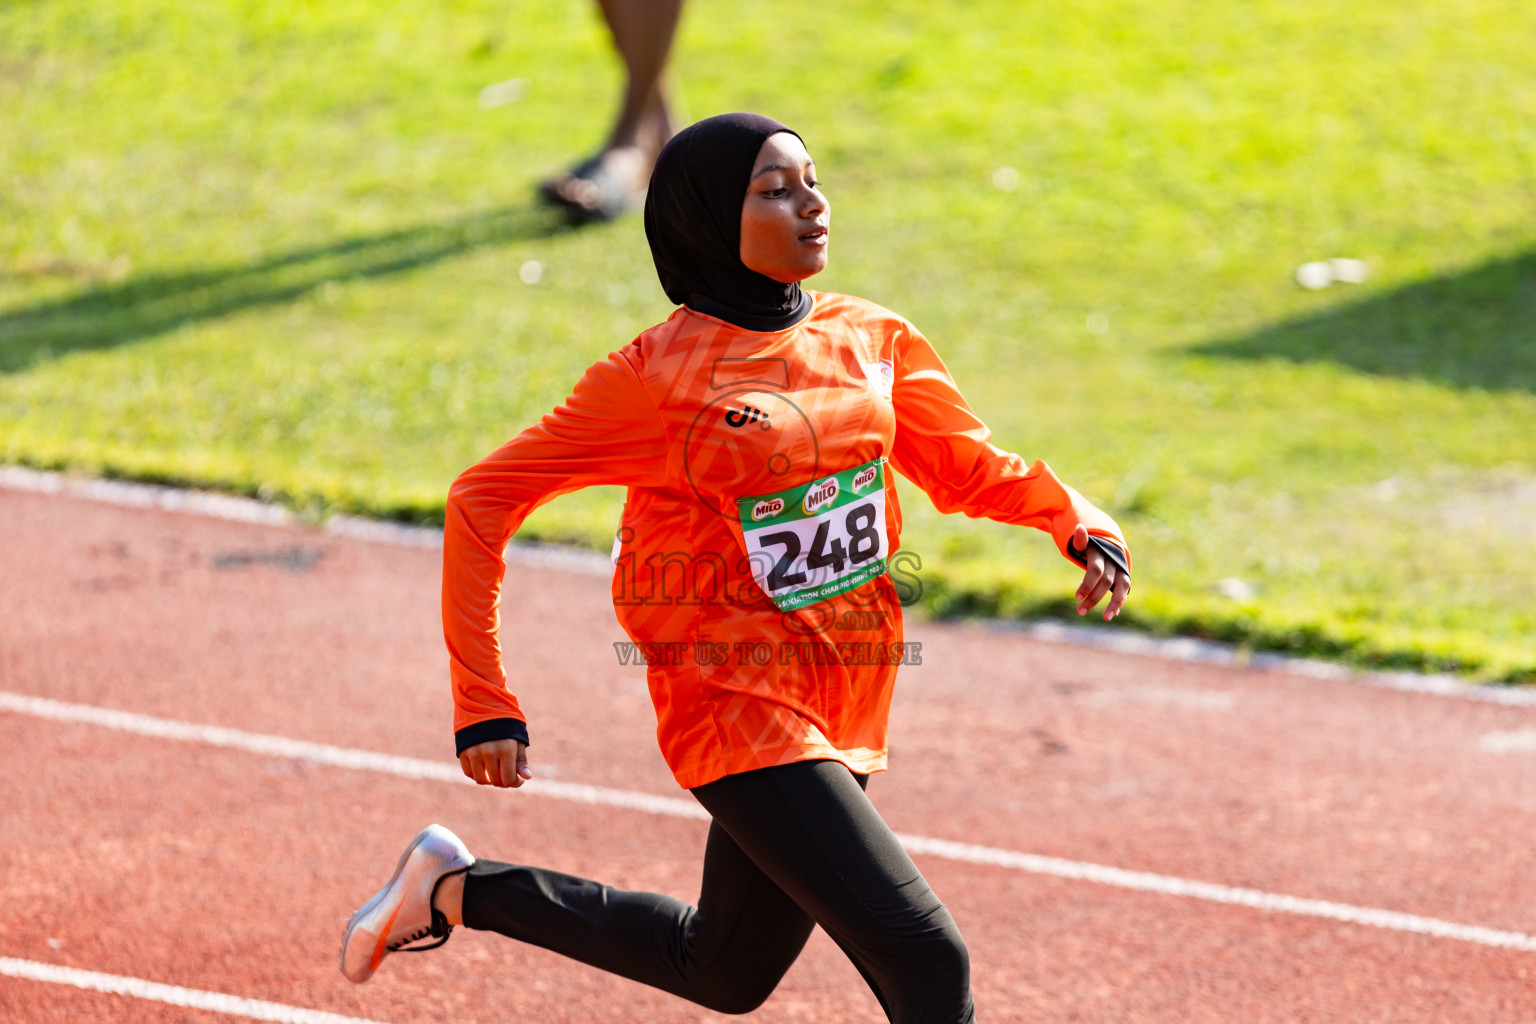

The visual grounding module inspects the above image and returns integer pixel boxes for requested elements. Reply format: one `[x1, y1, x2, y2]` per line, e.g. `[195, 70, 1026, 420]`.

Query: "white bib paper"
[736, 458, 889, 611]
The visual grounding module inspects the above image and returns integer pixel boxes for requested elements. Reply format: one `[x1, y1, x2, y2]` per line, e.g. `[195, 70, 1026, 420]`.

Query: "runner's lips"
[799, 227, 829, 245]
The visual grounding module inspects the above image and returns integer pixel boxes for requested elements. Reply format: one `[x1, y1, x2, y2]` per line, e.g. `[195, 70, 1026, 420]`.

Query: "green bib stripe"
[737, 458, 886, 527]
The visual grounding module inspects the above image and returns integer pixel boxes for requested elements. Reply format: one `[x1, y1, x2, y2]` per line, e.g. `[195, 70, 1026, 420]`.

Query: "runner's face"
[740, 133, 829, 283]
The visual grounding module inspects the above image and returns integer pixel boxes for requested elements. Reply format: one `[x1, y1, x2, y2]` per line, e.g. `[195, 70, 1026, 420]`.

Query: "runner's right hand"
[460, 739, 531, 788]
[1072, 524, 1131, 621]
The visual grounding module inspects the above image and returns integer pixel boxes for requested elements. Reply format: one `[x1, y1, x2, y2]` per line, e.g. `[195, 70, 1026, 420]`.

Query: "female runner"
[341, 113, 1131, 1023]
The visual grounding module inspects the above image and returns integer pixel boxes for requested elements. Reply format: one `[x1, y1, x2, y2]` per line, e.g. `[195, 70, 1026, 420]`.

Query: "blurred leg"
[543, 0, 684, 218]
[597, 0, 683, 152]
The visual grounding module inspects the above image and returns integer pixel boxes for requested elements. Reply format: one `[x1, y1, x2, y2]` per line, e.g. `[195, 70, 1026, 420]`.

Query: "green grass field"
[4, 0, 1534, 680]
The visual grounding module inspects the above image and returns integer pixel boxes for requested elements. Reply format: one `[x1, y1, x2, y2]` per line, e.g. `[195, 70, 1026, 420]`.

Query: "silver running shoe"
[339, 824, 474, 983]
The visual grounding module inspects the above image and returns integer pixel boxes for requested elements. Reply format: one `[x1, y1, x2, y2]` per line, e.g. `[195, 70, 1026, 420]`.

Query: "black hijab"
[643, 112, 814, 332]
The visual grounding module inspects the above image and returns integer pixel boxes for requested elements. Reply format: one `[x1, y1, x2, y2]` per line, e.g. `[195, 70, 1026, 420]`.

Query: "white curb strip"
[3, 464, 1531, 706]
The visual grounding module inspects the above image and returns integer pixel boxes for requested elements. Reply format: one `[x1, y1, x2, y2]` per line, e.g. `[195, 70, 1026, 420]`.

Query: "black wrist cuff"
[455, 718, 531, 756]
[1086, 535, 1130, 577]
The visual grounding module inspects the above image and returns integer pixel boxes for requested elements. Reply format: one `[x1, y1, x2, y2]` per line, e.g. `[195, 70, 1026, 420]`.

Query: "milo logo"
[802, 477, 839, 516]
[851, 465, 878, 493]
[751, 498, 785, 522]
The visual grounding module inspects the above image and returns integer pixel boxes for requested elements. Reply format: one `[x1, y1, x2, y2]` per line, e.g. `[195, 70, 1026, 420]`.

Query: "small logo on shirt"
[683, 385, 822, 524]
[724, 404, 772, 430]
[802, 477, 840, 515]
[850, 465, 879, 493]
[750, 498, 786, 521]
[864, 359, 895, 400]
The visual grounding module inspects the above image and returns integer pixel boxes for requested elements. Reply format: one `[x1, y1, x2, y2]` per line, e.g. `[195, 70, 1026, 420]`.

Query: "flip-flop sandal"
[538, 155, 644, 223]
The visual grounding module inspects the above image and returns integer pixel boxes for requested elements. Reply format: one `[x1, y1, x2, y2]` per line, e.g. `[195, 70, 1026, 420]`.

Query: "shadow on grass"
[0, 204, 568, 373]
[1192, 247, 1536, 392]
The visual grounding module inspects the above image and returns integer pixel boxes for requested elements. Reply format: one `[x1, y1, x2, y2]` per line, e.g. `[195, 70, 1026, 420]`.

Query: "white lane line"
[0, 690, 709, 821]
[1480, 729, 1536, 753]
[5, 691, 1535, 953]
[892, 835, 1536, 951]
[0, 957, 390, 1024]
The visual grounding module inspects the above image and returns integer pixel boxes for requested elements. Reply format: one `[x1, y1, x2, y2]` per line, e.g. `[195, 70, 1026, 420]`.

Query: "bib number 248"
[736, 458, 889, 612]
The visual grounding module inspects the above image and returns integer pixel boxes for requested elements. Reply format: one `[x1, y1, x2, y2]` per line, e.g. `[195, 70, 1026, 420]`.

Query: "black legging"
[462, 758, 976, 1022]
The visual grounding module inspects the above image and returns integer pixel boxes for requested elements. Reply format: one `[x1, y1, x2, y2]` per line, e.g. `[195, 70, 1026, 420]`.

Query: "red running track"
[2, 483, 1535, 1022]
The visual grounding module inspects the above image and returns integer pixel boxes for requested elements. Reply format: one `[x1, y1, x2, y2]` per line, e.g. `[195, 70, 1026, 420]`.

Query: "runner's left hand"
[1073, 524, 1130, 621]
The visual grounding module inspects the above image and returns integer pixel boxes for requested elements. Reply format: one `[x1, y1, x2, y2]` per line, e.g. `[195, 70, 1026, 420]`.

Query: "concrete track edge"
[4, 464, 1531, 708]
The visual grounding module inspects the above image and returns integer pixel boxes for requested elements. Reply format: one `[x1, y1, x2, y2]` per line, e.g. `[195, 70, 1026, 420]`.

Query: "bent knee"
[892, 906, 971, 988]
[896, 917, 974, 1022]
[923, 916, 971, 977]
[688, 963, 787, 1016]
[698, 981, 777, 1016]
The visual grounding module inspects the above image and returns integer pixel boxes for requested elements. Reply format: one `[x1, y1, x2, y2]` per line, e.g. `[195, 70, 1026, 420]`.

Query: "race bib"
[736, 458, 889, 611]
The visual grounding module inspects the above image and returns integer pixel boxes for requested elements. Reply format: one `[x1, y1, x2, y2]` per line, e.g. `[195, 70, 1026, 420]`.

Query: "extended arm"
[443, 347, 669, 778]
[885, 322, 1131, 616]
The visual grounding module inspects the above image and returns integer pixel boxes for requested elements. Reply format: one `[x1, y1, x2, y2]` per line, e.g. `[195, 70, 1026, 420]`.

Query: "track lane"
[9, 689, 1536, 955]
[6, 485, 1535, 929]
[5, 713, 1534, 1023]
[4, 484, 1536, 1021]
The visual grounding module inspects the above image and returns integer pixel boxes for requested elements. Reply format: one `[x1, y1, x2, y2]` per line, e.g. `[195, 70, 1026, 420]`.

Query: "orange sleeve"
[886, 322, 1130, 570]
[444, 347, 669, 753]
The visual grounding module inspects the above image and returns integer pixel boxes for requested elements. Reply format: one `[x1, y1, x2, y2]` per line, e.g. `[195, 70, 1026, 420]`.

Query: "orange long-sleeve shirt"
[444, 291, 1129, 789]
